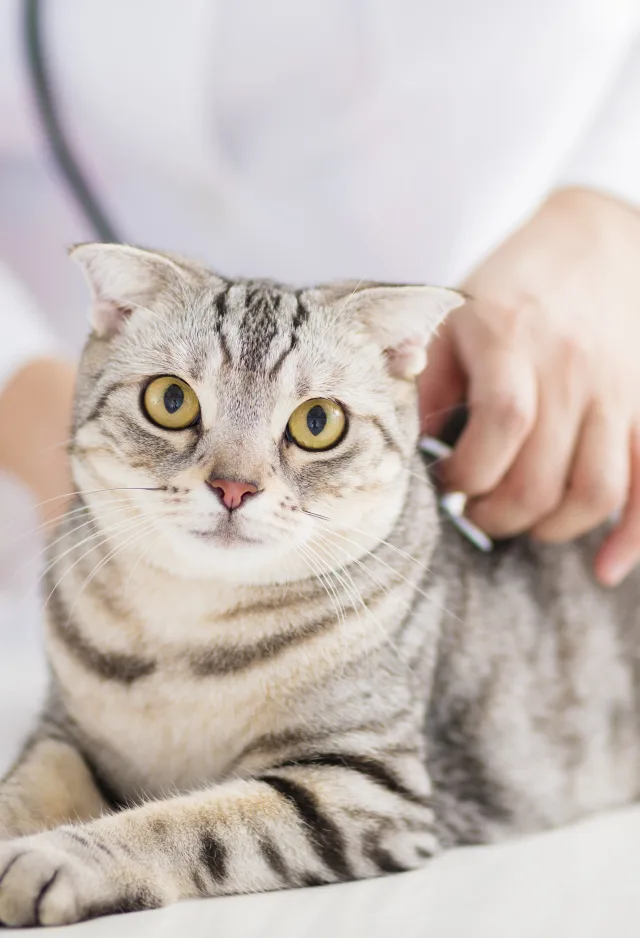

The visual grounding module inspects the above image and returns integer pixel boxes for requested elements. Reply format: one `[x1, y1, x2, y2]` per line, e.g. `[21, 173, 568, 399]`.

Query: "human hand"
[419, 187, 640, 586]
[0, 358, 76, 526]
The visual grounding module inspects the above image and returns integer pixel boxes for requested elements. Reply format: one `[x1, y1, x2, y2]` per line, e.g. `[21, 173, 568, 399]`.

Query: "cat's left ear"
[68, 242, 212, 339]
[331, 283, 466, 379]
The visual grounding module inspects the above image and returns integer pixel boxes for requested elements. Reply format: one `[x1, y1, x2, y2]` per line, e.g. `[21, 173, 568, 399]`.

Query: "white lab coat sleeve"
[559, 37, 640, 209]
[0, 262, 60, 392]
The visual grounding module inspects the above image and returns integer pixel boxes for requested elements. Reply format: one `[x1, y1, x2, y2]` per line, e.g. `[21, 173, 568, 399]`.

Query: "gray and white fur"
[0, 244, 637, 927]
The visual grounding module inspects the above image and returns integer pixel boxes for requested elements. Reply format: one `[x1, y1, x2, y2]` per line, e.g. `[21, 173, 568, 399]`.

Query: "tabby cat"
[0, 244, 637, 927]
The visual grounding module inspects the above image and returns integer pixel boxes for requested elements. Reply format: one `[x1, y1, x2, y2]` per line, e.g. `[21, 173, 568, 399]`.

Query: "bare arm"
[0, 358, 76, 522]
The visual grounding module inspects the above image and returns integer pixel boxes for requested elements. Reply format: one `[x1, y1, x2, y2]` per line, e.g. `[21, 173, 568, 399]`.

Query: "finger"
[439, 350, 537, 496]
[418, 326, 466, 437]
[595, 422, 640, 586]
[467, 379, 583, 537]
[533, 405, 629, 543]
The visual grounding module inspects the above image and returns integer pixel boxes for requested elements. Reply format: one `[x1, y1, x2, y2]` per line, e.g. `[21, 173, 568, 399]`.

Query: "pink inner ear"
[93, 300, 133, 339]
[385, 340, 428, 379]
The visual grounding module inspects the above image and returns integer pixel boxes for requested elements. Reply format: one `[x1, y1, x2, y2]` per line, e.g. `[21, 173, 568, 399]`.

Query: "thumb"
[418, 322, 466, 437]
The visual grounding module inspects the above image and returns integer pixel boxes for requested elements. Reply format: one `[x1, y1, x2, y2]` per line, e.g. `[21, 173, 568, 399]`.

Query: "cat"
[0, 243, 638, 927]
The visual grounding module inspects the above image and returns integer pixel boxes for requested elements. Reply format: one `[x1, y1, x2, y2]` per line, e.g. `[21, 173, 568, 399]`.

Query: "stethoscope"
[23, 0, 121, 243]
[22, 0, 492, 553]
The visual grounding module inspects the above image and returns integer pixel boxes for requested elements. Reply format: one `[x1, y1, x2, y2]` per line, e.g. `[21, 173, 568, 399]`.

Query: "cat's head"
[70, 244, 463, 585]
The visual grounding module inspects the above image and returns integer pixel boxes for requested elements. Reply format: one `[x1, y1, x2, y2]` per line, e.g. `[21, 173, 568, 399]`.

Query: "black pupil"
[164, 384, 184, 414]
[307, 404, 327, 436]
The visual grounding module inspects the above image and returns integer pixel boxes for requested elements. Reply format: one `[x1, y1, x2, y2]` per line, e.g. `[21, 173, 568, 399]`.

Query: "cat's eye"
[143, 376, 200, 429]
[286, 398, 347, 451]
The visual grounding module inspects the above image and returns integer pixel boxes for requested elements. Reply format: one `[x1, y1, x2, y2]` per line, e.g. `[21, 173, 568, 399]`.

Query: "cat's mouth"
[192, 530, 261, 546]
[189, 515, 262, 547]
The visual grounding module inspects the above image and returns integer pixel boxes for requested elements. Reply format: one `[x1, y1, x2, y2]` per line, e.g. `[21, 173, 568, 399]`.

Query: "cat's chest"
[50, 596, 383, 799]
[72, 666, 286, 797]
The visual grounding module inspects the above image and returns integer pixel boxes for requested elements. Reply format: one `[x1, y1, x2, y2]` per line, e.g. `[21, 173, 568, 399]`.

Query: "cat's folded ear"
[69, 243, 216, 339]
[327, 282, 466, 379]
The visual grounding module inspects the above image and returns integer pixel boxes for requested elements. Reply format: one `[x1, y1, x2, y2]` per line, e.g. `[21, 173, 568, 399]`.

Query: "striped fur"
[0, 245, 639, 926]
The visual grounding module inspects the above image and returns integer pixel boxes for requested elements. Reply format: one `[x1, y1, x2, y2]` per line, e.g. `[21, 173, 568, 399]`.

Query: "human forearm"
[0, 358, 76, 520]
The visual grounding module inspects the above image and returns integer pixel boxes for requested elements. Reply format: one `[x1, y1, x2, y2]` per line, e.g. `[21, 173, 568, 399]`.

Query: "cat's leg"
[0, 750, 436, 927]
[0, 726, 109, 839]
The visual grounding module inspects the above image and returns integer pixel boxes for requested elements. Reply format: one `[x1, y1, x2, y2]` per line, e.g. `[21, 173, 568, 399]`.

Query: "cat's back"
[424, 521, 640, 845]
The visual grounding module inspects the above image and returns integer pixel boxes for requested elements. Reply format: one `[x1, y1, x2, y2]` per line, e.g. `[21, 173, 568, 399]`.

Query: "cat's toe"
[0, 834, 126, 926]
[0, 831, 166, 926]
[0, 840, 83, 927]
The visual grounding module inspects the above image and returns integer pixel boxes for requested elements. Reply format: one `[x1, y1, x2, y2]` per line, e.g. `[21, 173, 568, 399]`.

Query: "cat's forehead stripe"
[268, 295, 310, 379]
[239, 287, 281, 372]
[211, 284, 310, 376]
[213, 286, 233, 369]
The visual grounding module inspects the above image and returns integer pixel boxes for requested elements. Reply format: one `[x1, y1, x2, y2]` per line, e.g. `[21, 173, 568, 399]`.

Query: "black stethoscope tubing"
[22, 0, 121, 243]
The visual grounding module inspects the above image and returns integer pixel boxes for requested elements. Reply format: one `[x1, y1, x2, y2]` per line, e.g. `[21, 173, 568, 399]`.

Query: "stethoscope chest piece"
[419, 436, 493, 553]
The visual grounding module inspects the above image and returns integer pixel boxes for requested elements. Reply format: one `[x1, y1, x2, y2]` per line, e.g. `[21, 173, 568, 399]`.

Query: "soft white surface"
[0, 585, 638, 938]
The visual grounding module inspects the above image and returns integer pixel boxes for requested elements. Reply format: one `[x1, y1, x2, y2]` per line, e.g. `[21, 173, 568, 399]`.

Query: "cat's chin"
[189, 528, 263, 548]
[168, 546, 318, 586]
[138, 524, 314, 585]
[186, 513, 273, 551]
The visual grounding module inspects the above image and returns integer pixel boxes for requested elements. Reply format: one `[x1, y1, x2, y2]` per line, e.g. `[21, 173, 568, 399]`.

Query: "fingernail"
[597, 560, 627, 588]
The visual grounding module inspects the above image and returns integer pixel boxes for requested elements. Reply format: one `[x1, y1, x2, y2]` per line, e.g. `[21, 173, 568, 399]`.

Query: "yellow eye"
[143, 376, 200, 429]
[287, 398, 347, 451]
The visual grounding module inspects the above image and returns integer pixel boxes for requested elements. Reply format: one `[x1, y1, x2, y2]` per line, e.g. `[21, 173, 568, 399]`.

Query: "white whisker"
[310, 533, 408, 668]
[296, 541, 353, 671]
[42, 514, 159, 614]
[14, 498, 170, 589]
[312, 521, 461, 625]
[9, 491, 154, 555]
[305, 537, 373, 674]
[36, 436, 75, 455]
[124, 529, 166, 595]
[65, 518, 162, 623]
[38, 509, 162, 589]
[296, 541, 348, 633]
[334, 277, 364, 318]
[312, 509, 431, 572]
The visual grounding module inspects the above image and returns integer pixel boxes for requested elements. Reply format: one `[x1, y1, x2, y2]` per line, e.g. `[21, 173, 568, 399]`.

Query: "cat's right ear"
[69, 243, 193, 339]
[324, 281, 466, 379]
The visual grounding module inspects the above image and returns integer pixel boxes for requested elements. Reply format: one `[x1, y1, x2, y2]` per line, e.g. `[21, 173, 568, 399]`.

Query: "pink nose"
[207, 478, 259, 511]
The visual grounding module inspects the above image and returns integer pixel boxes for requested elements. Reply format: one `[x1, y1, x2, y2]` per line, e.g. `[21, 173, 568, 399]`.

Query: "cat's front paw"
[0, 829, 162, 927]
